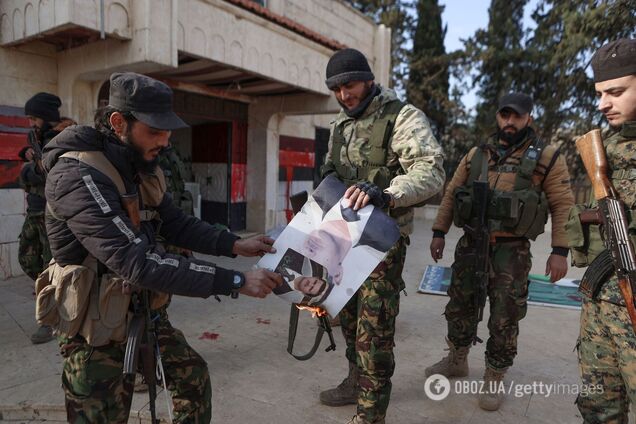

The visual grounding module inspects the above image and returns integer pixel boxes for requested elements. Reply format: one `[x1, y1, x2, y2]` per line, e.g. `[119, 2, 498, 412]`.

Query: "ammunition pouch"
[452, 185, 474, 228]
[488, 189, 548, 240]
[566, 204, 604, 267]
[453, 187, 548, 240]
[35, 259, 170, 347]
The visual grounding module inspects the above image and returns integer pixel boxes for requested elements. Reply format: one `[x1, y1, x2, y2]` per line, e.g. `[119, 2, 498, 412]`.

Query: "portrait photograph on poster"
[258, 175, 401, 317]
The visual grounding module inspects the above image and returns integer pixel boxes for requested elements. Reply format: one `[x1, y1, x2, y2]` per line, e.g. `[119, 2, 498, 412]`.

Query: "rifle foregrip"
[618, 279, 636, 334]
[576, 129, 612, 200]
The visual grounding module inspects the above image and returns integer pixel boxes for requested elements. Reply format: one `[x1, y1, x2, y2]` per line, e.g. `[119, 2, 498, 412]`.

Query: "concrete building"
[0, 0, 390, 279]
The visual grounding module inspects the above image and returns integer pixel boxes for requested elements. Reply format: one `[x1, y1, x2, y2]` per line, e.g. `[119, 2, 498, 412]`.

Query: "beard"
[497, 125, 530, 146]
[127, 132, 161, 174]
[340, 83, 380, 118]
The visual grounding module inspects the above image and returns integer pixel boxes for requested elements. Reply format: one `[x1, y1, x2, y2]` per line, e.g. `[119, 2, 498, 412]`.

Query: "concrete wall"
[0, 190, 26, 280]
[267, 0, 390, 86]
[0, 42, 58, 108]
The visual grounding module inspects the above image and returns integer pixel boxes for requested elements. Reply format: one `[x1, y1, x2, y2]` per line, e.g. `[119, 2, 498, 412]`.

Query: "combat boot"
[478, 366, 507, 411]
[30, 325, 53, 344]
[320, 362, 359, 406]
[424, 338, 470, 378]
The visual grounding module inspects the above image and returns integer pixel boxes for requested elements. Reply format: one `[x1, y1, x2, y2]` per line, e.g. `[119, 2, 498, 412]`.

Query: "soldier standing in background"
[18, 92, 74, 344]
[426, 92, 574, 411]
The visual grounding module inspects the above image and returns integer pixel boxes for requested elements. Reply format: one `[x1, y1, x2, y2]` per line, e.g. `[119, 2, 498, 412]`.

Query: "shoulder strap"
[467, 146, 489, 185]
[332, 123, 345, 168]
[368, 100, 406, 165]
[377, 100, 407, 149]
[61, 151, 126, 195]
[513, 137, 545, 191]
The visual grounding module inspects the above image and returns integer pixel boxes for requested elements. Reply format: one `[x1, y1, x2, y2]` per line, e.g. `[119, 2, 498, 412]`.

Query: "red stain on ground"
[198, 332, 220, 340]
[256, 318, 271, 325]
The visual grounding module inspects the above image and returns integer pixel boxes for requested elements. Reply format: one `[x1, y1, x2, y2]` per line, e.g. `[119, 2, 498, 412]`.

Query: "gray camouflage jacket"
[323, 86, 445, 234]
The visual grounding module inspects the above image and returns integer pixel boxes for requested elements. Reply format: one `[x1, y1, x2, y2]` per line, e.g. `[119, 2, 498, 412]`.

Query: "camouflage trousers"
[340, 236, 407, 423]
[61, 308, 211, 423]
[577, 295, 636, 424]
[444, 235, 532, 370]
[18, 211, 51, 280]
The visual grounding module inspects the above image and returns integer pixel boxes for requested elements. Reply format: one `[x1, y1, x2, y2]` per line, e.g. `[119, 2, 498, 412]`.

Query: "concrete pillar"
[246, 92, 339, 232]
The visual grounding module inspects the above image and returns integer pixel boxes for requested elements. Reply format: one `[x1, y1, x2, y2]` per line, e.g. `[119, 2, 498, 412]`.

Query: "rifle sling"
[287, 303, 325, 361]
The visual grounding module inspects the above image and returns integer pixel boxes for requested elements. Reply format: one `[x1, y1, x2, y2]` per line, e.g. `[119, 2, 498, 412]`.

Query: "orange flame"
[296, 304, 328, 318]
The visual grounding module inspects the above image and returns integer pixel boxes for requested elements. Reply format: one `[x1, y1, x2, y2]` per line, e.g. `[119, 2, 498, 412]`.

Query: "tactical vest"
[329, 100, 405, 190]
[453, 138, 550, 240]
[35, 150, 170, 347]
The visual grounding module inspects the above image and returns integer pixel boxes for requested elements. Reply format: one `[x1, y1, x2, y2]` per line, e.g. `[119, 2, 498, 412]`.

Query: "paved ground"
[0, 209, 593, 423]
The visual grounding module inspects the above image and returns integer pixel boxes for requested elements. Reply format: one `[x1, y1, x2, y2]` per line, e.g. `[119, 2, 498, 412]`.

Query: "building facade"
[0, 0, 390, 279]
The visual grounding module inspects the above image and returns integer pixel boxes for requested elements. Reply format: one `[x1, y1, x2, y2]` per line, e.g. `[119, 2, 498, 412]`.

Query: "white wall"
[0, 190, 26, 280]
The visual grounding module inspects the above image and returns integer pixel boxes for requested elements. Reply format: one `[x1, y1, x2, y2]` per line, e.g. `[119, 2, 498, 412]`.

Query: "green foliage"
[407, 0, 450, 139]
[343, 0, 413, 91]
[462, 0, 529, 137]
[521, 0, 636, 180]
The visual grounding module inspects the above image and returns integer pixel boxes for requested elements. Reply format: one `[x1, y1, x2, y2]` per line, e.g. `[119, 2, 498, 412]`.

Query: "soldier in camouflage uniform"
[572, 38, 636, 423]
[318, 48, 445, 424]
[18, 92, 74, 344]
[426, 92, 574, 411]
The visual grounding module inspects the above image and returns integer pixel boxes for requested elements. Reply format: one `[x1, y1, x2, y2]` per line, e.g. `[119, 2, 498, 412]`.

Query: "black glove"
[355, 181, 392, 209]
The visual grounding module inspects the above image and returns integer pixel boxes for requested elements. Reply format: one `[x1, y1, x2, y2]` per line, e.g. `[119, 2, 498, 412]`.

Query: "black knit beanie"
[325, 48, 375, 90]
[24, 92, 61, 122]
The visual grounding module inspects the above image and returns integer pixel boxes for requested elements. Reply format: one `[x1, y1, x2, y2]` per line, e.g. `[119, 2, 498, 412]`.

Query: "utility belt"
[453, 186, 549, 240]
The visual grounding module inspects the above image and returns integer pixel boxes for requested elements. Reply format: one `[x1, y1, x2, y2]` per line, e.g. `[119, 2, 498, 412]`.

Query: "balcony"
[0, 0, 131, 48]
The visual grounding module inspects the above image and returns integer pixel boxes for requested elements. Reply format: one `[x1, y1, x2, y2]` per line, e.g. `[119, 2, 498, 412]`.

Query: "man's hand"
[344, 182, 393, 211]
[24, 148, 34, 161]
[232, 235, 276, 257]
[545, 254, 568, 283]
[430, 237, 445, 262]
[240, 269, 283, 298]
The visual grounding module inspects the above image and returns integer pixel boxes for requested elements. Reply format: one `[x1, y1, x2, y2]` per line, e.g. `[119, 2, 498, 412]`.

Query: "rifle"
[121, 194, 167, 423]
[124, 291, 160, 424]
[576, 129, 636, 332]
[27, 130, 45, 175]
[462, 149, 490, 345]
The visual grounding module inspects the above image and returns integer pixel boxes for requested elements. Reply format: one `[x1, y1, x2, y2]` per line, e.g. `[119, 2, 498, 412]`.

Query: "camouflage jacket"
[594, 121, 636, 305]
[433, 129, 574, 248]
[322, 86, 445, 235]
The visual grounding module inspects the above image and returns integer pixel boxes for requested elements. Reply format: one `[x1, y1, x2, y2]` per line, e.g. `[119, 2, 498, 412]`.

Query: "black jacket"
[43, 125, 239, 298]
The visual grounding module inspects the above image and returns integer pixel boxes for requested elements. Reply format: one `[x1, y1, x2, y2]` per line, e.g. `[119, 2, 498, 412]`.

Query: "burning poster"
[258, 175, 400, 317]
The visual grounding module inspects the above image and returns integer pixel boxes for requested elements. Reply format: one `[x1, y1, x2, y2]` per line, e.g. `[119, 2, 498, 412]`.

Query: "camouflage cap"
[591, 38, 636, 83]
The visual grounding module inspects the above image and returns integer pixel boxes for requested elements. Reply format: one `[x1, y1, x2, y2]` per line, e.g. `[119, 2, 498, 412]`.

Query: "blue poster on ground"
[417, 265, 582, 309]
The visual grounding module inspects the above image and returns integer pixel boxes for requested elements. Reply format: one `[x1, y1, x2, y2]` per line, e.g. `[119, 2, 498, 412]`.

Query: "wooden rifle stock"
[121, 194, 141, 230]
[618, 278, 636, 335]
[575, 129, 616, 200]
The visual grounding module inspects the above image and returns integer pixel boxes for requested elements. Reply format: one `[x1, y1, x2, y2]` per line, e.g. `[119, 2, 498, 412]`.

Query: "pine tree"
[464, 0, 528, 137]
[407, 0, 449, 139]
[344, 0, 413, 91]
